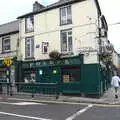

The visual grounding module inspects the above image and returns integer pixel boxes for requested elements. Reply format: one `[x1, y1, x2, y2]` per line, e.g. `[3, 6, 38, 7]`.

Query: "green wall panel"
[80, 64, 101, 94]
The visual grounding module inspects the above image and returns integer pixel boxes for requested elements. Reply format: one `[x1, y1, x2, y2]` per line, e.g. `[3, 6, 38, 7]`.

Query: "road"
[0, 98, 120, 120]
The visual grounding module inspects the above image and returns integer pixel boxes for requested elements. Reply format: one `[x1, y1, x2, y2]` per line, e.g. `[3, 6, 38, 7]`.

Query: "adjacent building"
[0, 20, 19, 84]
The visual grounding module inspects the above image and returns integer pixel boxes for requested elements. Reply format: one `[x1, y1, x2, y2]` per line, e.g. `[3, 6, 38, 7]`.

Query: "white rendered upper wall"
[19, 0, 99, 63]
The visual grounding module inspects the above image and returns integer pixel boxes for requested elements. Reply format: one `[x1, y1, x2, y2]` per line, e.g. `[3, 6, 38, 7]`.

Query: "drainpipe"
[94, 0, 103, 96]
[94, 0, 102, 62]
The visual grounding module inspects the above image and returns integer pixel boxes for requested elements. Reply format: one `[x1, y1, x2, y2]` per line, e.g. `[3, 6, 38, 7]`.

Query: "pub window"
[62, 66, 80, 83]
[24, 69, 36, 83]
[0, 68, 6, 82]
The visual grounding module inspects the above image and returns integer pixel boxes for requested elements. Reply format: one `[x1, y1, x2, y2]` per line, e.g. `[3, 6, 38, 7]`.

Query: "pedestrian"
[111, 73, 120, 98]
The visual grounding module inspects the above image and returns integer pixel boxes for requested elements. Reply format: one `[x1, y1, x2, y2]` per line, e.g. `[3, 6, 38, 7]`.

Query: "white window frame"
[60, 5, 72, 25]
[25, 37, 34, 58]
[42, 42, 49, 54]
[2, 36, 11, 52]
[25, 16, 34, 32]
[61, 29, 72, 53]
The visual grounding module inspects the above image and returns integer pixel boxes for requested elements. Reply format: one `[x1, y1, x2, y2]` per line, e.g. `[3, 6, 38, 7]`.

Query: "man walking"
[111, 73, 120, 99]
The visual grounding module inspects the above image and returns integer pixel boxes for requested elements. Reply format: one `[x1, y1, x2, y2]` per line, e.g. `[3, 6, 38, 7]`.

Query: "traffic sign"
[4, 57, 13, 67]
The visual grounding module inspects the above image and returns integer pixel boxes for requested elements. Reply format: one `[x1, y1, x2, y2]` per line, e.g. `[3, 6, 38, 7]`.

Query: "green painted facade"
[16, 55, 111, 96]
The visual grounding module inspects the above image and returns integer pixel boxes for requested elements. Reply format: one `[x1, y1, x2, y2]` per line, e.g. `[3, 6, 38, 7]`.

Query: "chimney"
[33, 1, 45, 12]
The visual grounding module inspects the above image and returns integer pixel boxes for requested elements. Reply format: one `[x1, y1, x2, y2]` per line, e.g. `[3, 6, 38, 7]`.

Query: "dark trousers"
[114, 87, 119, 98]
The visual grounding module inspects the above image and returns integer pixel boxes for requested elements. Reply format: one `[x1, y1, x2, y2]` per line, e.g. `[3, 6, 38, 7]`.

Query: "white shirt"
[111, 76, 120, 87]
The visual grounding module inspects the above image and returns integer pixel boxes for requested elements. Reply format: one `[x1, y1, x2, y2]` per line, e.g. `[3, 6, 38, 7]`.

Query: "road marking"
[66, 104, 93, 120]
[0, 101, 46, 106]
[0, 111, 52, 120]
[12, 102, 46, 105]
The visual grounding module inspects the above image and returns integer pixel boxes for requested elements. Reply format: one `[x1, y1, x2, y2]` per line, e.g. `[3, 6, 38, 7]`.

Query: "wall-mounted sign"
[22, 56, 83, 69]
[78, 47, 97, 53]
[36, 44, 40, 48]
[4, 57, 13, 67]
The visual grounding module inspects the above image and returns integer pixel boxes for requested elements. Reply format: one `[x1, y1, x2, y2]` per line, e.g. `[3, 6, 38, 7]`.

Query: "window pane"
[61, 32, 67, 52]
[31, 38, 34, 57]
[68, 36, 72, 52]
[61, 8, 67, 24]
[67, 6, 72, 23]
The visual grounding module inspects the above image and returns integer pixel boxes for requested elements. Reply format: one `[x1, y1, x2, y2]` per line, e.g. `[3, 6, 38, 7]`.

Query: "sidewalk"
[58, 87, 120, 104]
[1, 87, 120, 105]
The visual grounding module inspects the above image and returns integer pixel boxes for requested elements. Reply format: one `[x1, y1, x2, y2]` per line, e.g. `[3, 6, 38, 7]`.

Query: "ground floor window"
[23, 69, 36, 83]
[62, 66, 80, 83]
[0, 68, 6, 82]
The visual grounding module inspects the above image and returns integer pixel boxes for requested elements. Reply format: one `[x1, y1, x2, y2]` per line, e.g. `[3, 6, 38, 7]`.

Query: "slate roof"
[0, 20, 19, 36]
[17, 0, 86, 19]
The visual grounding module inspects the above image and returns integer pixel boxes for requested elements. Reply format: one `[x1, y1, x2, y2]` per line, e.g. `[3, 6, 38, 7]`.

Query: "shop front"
[16, 54, 109, 96]
[17, 55, 83, 94]
[0, 58, 16, 94]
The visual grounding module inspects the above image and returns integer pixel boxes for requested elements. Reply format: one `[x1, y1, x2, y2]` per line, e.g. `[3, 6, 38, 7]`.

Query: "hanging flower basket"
[49, 50, 61, 60]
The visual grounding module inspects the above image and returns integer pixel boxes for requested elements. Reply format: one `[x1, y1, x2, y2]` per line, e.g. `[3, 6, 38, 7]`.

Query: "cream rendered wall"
[19, 0, 99, 63]
[0, 33, 19, 59]
[11, 33, 19, 51]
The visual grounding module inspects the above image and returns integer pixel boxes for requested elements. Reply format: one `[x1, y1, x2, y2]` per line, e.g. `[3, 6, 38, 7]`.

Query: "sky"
[0, 0, 120, 53]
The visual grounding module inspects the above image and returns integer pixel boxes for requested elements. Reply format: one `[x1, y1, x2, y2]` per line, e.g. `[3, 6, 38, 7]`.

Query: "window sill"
[1, 51, 12, 54]
[61, 52, 73, 55]
[60, 22, 72, 26]
[25, 57, 35, 61]
[25, 30, 34, 33]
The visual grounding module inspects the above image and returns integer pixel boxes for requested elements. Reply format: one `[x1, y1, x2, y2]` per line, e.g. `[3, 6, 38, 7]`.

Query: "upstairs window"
[25, 37, 34, 59]
[60, 6, 72, 25]
[2, 36, 11, 53]
[25, 16, 34, 32]
[42, 42, 49, 54]
[61, 29, 72, 53]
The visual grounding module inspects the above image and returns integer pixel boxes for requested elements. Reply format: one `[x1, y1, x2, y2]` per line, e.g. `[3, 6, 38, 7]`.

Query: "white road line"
[12, 102, 46, 105]
[0, 111, 52, 120]
[66, 104, 93, 120]
[0, 101, 46, 105]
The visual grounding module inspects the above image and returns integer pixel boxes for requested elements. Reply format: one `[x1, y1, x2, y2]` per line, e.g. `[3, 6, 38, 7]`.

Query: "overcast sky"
[0, 0, 120, 53]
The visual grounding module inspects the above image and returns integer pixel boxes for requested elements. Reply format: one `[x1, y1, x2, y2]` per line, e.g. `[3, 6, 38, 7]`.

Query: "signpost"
[4, 57, 13, 67]
[3, 57, 13, 96]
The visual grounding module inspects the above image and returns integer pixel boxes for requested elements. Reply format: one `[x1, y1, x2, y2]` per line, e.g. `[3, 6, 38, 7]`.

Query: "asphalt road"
[0, 99, 120, 120]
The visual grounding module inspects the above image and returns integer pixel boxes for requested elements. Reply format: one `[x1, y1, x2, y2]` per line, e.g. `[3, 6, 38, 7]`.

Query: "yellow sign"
[4, 57, 13, 67]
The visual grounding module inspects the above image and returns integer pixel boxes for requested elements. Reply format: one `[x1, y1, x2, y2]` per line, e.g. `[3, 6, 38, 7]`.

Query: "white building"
[16, 0, 113, 96]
